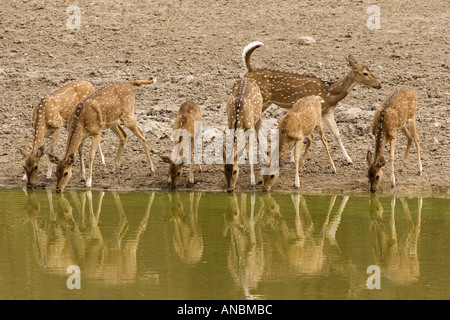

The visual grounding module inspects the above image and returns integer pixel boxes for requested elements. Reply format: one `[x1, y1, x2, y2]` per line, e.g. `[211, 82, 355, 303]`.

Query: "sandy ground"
[0, 0, 448, 194]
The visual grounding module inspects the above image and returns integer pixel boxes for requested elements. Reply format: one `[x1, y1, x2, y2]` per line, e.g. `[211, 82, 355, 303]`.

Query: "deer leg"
[110, 123, 127, 173]
[249, 129, 256, 187]
[86, 134, 101, 188]
[47, 128, 61, 180]
[78, 142, 86, 182]
[123, 117, 154, 174]
[98, 143, 106, 166]
[322, 111, 353, 165]
[189, 138, 195, 184]
[293, 138, 304, 189]
[409, 119, 422, 176]
[401, 126, 413, 169]
[389, 136, 397, 188]
[317, 124, 337, 174]
[300, 134, 313, 169]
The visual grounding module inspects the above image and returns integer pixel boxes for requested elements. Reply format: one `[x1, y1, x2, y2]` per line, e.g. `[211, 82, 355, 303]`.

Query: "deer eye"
[177, 172, 181, 176]
[233, 170, 237, 175]
[270, 174, 275, 178]
[375, 175, 379, 180]
[363, 72, 369, 76]
[64, 172, 69, 177]
[34, 166, 38, 170]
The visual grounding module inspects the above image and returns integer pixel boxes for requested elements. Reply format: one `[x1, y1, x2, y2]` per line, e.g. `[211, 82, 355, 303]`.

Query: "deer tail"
[129, 78, 156, 86]
[242, 41, 264, 72]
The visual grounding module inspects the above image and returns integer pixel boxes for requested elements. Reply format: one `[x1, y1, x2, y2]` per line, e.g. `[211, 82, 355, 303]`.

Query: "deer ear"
[67, 154, 75, 165]
[160, 155, 173, 164]
[36, 146, 45, 158]
[347, 55, 362, 69]
[48, 153, 60, 164]
[377, 156, 386, 168]
[366, 150, 373, 165]
[19, 148, 28, 158]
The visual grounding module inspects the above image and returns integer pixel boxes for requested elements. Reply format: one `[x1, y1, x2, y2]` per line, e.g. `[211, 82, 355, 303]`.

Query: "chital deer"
[262, 96, 336, 192]
[223, 77, 263, 192]
[161, 100, 202, 189]
[367, 88, 422, 192]
[243, 41, 381, 165]
[49, 79, 156, 193]
[19, 80, 106, 187]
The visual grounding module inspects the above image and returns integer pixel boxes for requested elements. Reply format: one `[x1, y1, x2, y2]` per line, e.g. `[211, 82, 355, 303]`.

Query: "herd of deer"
[20, 42, 422, 194]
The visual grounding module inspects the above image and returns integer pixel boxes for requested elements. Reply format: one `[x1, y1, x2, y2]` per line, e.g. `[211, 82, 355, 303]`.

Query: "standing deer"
[49, 79, 156, 193]
[224, 77, 263, 192]
[262, 96, 336, 192]
[243, 41, 381, 165]
[367, 88, 421, 192]
[161, 100, 202, 189]
[19, 80, 106, 187]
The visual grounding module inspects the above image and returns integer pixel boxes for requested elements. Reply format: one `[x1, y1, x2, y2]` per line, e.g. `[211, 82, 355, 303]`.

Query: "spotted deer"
[262, 96, 336, 192]
[243, 41, 381, 165]
[49, 79, 156, 193]
[223, 77, 263, 192]
[19, 80, 107, 187]
[161, 100, 202, 189]
[367, 88, 422, 193]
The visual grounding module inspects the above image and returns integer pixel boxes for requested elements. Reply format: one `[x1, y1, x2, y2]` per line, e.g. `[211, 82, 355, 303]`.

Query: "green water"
[0, 187, 448, 300]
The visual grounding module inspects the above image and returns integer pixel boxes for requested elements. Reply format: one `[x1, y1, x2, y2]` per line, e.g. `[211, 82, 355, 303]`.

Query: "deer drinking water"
[224, 77, 263, 192]
[242, 41, 381, 165]
[262, 96, 336, 192]
[19, 80, 107, 187]
[49, 79, 156, 193]
[367, 88, 422, 193]
[161, 100, 202, 189]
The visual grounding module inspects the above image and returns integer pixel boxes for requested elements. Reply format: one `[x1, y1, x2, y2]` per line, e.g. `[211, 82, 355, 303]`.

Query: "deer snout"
[375, 84, 382, 89]
[227, 189, 234, 193]
[56, 187, 62, 194]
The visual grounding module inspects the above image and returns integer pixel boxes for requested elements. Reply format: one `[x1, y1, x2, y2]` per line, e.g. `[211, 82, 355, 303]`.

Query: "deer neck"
[64, 125, 86, 160]
[324, 70, 356, 104]
[30, 120, 47, 155]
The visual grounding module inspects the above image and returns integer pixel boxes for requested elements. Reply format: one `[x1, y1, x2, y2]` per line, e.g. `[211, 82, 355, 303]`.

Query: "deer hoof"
[417, 171, 422, 176]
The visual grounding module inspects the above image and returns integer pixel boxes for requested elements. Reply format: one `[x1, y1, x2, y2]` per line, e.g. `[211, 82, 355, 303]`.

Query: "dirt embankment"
[0, 0, 448, 194]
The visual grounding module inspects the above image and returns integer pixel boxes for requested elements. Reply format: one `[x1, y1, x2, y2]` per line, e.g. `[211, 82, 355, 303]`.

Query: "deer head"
[20, 146, 44, 188]
[347, 55, 381, 89]
[367, 150, 386, 193]
[262, 163, 280, 192]
[161, 155, 185, 189]
[223, 146, 239, 193]
[49, 153, 75, 193]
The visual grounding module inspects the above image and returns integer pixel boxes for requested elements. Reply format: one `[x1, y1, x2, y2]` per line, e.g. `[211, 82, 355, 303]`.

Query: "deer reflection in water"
[369, 194, 422, 285]
[167, 192, 203, 264]
[24, 189, 156, 285]
[223, 193, 265, 299]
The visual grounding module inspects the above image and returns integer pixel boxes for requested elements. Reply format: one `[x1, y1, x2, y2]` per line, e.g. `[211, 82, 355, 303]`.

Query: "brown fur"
[262, 96, 336, 192]
[49, 79, 156, 192]
[367, 88, 421, 192]
[242, 42, 381, 164]
[20, 80, 96, 187]
[224, 77, 263, 192]
[161, 100, 202, 189]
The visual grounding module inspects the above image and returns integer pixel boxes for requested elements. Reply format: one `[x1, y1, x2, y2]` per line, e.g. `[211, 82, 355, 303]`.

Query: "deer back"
[227, 78, 263, 130]
[172, 100, 202, 137]
[279, 96, 323, 140]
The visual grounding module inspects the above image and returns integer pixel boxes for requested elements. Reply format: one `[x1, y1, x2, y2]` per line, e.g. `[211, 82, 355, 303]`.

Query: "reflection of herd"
[24, 190, 423, 297]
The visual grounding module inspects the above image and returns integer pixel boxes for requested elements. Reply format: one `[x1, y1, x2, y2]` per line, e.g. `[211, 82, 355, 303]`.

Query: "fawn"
[262, 96, 336, 192]
[367, 88, 422, 192]
[49, 79, 156, 192]
[161, 100, 202, 189]
[224, 77, 263, 192]
[243, 41, 381, 165]
[19, 80, 107, 187]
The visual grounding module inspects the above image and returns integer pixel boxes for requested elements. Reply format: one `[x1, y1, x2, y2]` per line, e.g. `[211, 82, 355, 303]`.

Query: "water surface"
[0, 187, 448, 300]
